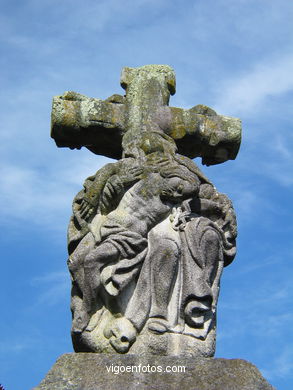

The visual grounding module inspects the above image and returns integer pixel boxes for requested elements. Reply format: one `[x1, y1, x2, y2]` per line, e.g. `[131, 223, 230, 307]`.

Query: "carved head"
[160, 164, 200, 201]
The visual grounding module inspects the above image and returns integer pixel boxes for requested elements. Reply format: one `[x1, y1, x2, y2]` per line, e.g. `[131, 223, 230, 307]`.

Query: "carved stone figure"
[51, 65, 241, 357]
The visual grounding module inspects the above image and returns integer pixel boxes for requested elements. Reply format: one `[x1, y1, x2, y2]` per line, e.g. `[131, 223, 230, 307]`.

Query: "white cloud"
[0, 133, 113, 229]
[261, 347, 293, 380]
[214, 54, 293, 116]
[31, 271, 69, 306]
[18, 0, 168, 39]
[259, 159, 293, 188]
[0, 164, 69, 226]
[230, 255, 280, 276]
[233, 189, 259, 220]
[0, 154, 111, 229]
[0, 338, 37, 354]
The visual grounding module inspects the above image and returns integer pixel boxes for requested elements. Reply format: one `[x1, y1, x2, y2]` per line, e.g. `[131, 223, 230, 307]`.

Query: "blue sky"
[0, 0, 292, 389]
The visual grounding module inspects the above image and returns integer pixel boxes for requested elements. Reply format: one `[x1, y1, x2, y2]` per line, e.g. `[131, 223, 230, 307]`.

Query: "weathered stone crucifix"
[51, 65, 241, 357]
[34, 65, 276, 390]
[51, 64, 241, 166]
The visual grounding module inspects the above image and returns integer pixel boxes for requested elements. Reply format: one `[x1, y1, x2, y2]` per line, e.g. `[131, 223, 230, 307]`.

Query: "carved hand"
[120, 166, 144, 186]
[79, 198, 95, 220]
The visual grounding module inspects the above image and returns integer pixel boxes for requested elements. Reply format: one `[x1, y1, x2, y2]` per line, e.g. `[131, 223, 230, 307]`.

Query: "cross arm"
[51, 91, 126, 159]
[166, 104, 241, 165]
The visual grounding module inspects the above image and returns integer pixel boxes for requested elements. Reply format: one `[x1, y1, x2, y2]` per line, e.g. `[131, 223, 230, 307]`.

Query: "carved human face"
[163, 177, 197, 201]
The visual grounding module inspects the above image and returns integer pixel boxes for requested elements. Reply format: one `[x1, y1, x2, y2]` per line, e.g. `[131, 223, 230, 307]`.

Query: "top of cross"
[51, 65, 241, 166]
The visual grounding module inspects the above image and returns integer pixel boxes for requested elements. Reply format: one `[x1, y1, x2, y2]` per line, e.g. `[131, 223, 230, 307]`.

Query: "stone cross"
[51, 65, 241, 165]
[51, 65, 241, 357]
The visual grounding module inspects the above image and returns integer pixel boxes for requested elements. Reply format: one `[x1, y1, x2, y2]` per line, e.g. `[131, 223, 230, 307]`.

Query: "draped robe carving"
[51, 65, 240, 356]
[67, 149, 237, 356]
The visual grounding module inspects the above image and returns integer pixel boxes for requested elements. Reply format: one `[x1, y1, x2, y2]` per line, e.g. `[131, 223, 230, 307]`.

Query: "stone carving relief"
[51, 65, 241, 357]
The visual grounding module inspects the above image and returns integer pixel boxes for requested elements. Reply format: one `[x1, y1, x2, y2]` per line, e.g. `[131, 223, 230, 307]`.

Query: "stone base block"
[33, 353, 275, 390]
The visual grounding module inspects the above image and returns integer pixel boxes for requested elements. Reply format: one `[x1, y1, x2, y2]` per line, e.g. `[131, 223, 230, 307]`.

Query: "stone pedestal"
[33, 353, 275, 390]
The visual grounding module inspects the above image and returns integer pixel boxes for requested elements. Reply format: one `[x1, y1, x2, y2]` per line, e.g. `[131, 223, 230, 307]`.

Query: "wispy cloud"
[0, 153, 112, 229]
[31, 271, 69, 306]
[214, 54, 293, 116]
[0, 341, 25, 354]
[232, 188, 260, 221]
[261, 347, 293, 380]
[0, 338, 37, 355]
[257, 132, 293, 187]
[229, 255, 281, 276]
[0, 164, 70, 227]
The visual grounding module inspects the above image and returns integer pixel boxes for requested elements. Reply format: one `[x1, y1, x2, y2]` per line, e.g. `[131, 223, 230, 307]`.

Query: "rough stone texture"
[51, 65, 241, 357]
[51, 65, 241, 164]
[33, 353, 276, 390]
